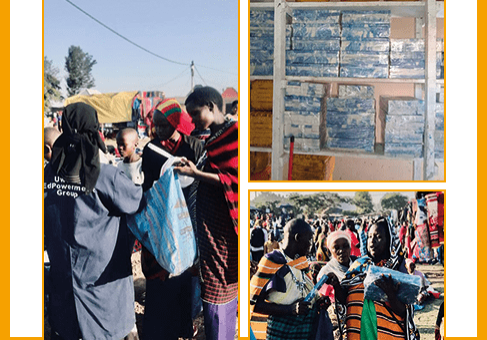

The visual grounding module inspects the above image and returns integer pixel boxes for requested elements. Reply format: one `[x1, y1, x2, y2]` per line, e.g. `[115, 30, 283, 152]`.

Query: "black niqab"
[50, 102, 107, 193]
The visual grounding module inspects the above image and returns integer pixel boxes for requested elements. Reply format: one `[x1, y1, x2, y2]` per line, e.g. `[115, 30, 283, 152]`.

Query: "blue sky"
[44, 0, 238, 97]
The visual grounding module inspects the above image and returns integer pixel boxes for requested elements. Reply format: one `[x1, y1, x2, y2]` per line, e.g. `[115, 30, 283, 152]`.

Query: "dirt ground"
[44, 256, 441, 340]
[44, 251, 238, 340]
[130, 251, 239, 340]
[413, 264, 445, 340]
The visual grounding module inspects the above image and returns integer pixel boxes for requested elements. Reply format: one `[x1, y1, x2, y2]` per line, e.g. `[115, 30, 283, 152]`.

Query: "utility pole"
[190, 61, 195, 92]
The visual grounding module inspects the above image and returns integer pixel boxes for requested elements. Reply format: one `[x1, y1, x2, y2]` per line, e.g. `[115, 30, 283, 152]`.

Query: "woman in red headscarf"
[140, 98, 205, 340]
[142, 98, 203, 191]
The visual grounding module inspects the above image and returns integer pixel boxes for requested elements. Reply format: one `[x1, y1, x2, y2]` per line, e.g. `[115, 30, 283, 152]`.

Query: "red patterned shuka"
[205, 120, 238, 235]
[197, 120, 239, 305]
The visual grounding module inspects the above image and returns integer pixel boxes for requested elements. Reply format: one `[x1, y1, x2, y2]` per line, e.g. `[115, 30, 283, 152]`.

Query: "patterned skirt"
[197, 181, 238, 304]
[266, 305, 319, 340]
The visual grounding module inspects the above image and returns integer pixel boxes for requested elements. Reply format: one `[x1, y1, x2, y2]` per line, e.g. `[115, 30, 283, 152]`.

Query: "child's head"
[185, 86, 224, 130]
[405, 259, 416, 274]
[116, 128, 138, 161]
[44, 127, 61, 161]
[231, 100, 238, 116]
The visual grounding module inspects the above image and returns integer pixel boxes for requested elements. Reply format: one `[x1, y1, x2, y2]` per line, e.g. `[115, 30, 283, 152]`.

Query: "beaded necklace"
[283, 251, 307, 298]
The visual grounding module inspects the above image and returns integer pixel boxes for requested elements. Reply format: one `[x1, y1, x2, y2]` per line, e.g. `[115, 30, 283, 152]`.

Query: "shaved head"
[44, 127, 61, 162]
[282, 219, 313, 259]
[44, 127, 61, 148]
[284, 219, 312, 239]
[116, 128, 138, 142]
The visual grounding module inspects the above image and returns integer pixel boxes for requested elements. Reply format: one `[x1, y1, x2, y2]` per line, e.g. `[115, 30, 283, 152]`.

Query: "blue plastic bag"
[363, 265, 421, 305]
[126, 168, 197, 276]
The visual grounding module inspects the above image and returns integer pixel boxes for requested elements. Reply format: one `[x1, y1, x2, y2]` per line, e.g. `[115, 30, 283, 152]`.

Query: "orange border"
[246, 188, 446, 339]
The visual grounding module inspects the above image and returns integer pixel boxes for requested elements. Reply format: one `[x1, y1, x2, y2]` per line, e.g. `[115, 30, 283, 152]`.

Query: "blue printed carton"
[250, 62, 273, 76]
[291, 9, 341, 24]
[388, 41, 444, 79]
[287, 38, 341, 51]
[250, 38, 275, 51]
[250, 50, 274, 64]
[285, 82, 328, 97]
[284, 137, 321, 152]
[326, 113, 375, 128]
[341, 24, 391, 40]
[250, 27, 274, 39]
[284, 113, 321, 139]
[340, 52, 389, 66]
[283, 81, 329, 151]
[250, 10, 274, 26]
[249, 9, 274, 68]
[327, 126, 375, 140]
[384, 133, 423, 144]
[340, 66, 388, 78]
[390, 39, 444, 52]
[288, 23, 341, 39]
[286, 50, 339, 65]
[338, 85, 375, 99]
[326, 137, 375, 152]
[326, 93, 376, 151]
[285, 95, 323, 113]
[341, 11, 391, 25]
[286, 64, 339, 78]
[385, 114, 424, 125]
[341, 40, 390, 53]
[384, 143, 423, 158]
[327, 98, 375, 113]
[380, 97, 425, 116]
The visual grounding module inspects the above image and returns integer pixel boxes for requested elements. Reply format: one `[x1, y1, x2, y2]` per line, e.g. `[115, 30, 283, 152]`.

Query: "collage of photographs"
[36, 0, 455, 339]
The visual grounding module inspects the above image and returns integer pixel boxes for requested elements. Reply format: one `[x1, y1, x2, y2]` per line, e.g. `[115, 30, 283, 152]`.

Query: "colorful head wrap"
[153, 98, 195, 136]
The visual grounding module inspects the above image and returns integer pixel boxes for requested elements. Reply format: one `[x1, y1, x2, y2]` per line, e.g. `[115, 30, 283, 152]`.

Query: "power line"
[149, 66, 191, 89]
[64, 0, 238, 76]
[194, 66, 207, 86]
[197, 64, 237, 76]
[64, 0, 187, 66]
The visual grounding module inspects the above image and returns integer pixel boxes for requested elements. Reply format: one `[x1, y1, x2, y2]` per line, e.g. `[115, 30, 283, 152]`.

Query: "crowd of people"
[44, 86, 238, 340]
[249, 194, 444, 340]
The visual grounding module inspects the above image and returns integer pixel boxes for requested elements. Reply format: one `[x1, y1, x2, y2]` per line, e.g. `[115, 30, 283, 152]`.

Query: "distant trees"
[250, 192, 412, 219]
[380, 193, 409, 211]
[44, 56, 62, 112]
[353, 192, 374, 214]
[65, 45, 97, 96]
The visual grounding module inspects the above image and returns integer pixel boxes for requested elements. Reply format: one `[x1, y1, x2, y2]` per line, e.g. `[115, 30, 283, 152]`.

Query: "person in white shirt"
[116, 128, 144, 185]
